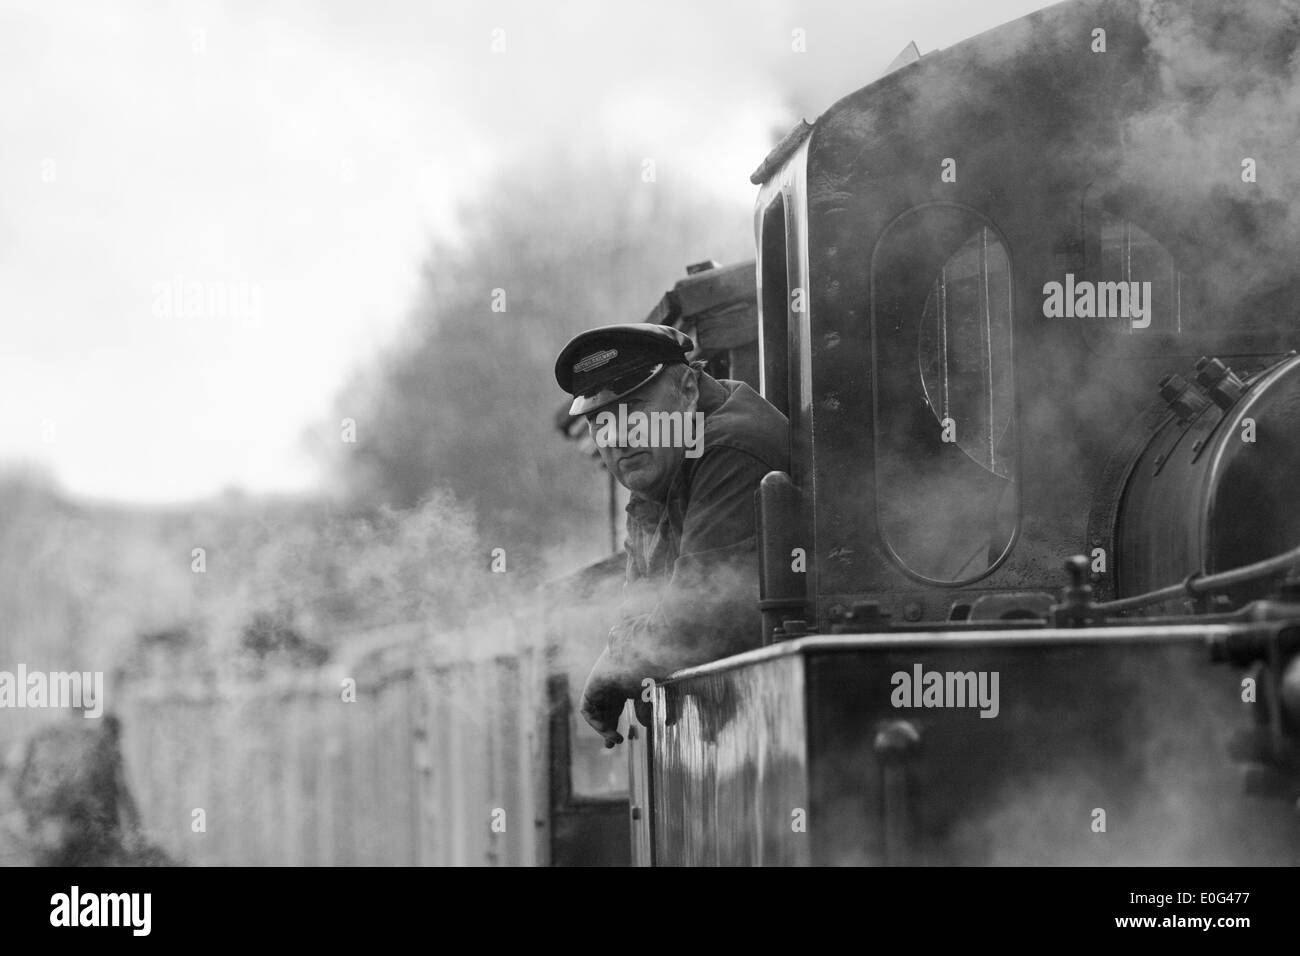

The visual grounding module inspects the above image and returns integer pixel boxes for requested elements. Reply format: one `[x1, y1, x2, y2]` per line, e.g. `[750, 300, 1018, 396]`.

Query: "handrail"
[1092, 544, 1300, 614]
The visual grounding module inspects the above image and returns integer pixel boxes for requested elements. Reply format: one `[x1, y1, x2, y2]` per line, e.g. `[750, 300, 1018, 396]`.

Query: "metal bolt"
[874, 720, 922, 762]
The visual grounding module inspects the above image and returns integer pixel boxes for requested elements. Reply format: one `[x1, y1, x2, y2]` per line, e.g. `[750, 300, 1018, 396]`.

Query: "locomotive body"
[630, 0, 1300, 865]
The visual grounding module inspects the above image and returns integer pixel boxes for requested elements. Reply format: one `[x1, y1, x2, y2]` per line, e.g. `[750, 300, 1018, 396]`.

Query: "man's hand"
[579, 648, 636, 748]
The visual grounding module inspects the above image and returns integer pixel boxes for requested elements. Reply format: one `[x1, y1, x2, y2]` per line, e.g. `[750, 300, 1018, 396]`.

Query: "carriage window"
[872, 206, 1018, 585]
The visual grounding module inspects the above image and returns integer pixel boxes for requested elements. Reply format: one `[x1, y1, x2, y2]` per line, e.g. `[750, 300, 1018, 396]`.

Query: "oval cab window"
[871, 206, 1018, 585]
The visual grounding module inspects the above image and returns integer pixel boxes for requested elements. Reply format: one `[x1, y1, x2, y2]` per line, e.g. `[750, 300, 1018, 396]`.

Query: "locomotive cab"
[752, 0, 1300, 630]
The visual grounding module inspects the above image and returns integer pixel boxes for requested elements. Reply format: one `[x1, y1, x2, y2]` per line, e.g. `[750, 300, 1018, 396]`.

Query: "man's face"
[586, 368, 698, 500]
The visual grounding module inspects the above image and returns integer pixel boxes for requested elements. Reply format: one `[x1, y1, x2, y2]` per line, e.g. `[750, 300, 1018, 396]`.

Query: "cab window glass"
[1098, 216, 1182, 334]
[918, 228, 1015, 478]
[1080, 190, 1294, 354]
[872, 206, 1018, 585]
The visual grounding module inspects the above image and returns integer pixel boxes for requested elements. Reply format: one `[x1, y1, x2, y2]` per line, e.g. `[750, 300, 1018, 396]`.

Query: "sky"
[0, 0, 1053, 504]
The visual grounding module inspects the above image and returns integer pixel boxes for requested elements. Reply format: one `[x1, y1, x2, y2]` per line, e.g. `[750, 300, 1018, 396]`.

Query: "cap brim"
[568, 363, 665, 416]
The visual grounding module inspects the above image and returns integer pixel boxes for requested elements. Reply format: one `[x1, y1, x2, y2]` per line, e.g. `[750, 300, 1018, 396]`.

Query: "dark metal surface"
[651, 651, 809, 866]
[757, 470, 807, 642]
[1116, 354, 1300, 609]
[650, 628, 1300, 865]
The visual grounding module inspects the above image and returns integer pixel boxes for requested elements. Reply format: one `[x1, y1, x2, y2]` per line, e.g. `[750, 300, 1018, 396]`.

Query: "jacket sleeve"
[605, 446, 773, 682]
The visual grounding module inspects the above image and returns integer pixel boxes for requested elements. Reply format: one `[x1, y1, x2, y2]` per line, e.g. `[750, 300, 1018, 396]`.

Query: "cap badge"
[574, 348, 618, 373]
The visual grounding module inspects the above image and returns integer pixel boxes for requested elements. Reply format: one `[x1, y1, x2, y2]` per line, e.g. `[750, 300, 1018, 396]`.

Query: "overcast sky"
[0, 0, 1052, 504]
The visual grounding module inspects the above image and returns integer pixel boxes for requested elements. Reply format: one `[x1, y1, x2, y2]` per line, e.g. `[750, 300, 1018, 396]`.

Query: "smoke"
[1119, 0, 1300, 318]
[942, 642, 1297, 865]
[0, 466, 545, 864]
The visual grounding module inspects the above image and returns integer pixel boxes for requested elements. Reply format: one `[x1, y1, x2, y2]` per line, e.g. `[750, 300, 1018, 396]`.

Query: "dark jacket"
[601, 373, 790, 683]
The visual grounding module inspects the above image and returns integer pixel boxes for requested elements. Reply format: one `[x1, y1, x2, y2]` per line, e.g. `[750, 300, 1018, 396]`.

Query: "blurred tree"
[324, 148, 751, 578]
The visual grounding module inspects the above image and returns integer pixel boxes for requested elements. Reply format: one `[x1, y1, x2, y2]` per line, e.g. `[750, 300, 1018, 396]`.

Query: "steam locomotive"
[589, 0, 1300, 865]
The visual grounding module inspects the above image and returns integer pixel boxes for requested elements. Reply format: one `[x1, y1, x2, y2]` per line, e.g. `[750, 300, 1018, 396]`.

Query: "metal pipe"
[1091, 542, 1300, 614]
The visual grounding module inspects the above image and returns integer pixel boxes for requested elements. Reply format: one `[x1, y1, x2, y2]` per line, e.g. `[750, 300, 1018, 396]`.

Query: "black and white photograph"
[0, 0, 1297, 924]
